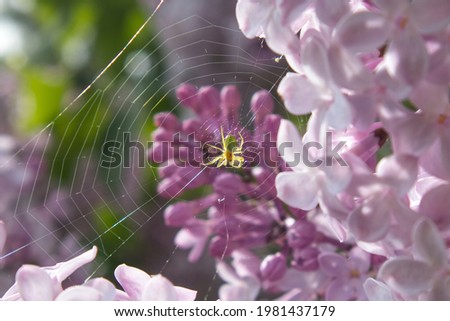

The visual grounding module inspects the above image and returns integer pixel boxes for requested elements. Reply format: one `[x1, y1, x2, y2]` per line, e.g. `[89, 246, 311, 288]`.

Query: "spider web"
[0, 0, 301, 299]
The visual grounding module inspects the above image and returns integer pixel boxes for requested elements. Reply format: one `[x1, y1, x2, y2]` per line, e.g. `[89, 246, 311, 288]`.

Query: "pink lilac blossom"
[1, 244, 196, 301]
[150, 83, 287, 262]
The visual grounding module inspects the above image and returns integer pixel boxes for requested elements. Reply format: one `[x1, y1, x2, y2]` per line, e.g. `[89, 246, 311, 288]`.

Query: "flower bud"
[176, 83, 198, 108]
[213, 173, 245, 196]
[148, 142, 174, 164]
[164, 202, 198, 227]
[260, 253, 287, 281]
[251, 90, 274, 123]
[294, 246, 320, 271]
[197, 86, 221, 117]
[151, 128, 173, 142]
[157, 160, 179, 179]
[220, 85, 241, 117]
[157, 178, 184, 199]
[153, 112, 181, 132]
[287, 220, 317, 249]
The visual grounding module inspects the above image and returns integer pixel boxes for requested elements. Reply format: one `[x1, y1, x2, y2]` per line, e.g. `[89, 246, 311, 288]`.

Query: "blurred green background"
[0, 0, 194, 294]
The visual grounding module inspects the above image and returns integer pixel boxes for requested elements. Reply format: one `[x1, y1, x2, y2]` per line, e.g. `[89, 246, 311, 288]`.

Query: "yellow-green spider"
[203, 127, 245, 168]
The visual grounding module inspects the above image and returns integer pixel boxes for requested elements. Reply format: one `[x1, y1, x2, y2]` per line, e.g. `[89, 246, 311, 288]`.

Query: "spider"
[203, 127, 245, 168]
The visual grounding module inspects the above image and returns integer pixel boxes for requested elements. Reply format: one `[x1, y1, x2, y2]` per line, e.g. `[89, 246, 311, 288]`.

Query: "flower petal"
[380, 103, 437, 157]
[85, 278, 117, 301]
[410, 0, 450, 34]
[264, 13, 300, 55]
[301, 34, 331, 88]
[334, 11, 389, 53]
[318, 253, 347, 276]
[174, 286, 197, 301]
[377, 155, 418, 196]
[278, 0, 312, 28]
[114, 264, 151, 300]
[141, 275, 179, 301]
[46, 246, 97, 283]
[219, 278, 260, 301]
[325, 90, 352, 130]
[363, 278, 394, 301]
[419, 184, 450, 230]
[277, 119, 303, 167]
[348, 195, 391, 242]
[56, 286, 101, 301]
[235, 0, 272, 38]
[428, 277, 450, 300]
[385, 28, 429, 86]
[420, 137, 450, 181]
[276, 171, 319, 210]
[322, 156, 351, 194]
[413, 219, 448, 268]
[315, 0, 349, 27]
[174, 223, 209, 262]
[17, 265, 58, 300]
[372, 0, 409, 13]
[278, 73, 327, 115]
[326, 278, 354, 300]
[378, 258, 433, 295]
[328, 43, 374, 91]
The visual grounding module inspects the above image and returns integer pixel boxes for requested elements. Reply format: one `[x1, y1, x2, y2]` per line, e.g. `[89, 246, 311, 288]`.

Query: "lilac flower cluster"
[233, 0, 450, 300]
[149, 84, 289, 260]
[150, 82, 390, 300]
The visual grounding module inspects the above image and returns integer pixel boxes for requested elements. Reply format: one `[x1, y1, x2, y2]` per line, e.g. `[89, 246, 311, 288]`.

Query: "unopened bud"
[176, 83, 198, 108]
[260, 253, 287, 281]
[251, 90, 274, 120]
[164, 201, 198, 227]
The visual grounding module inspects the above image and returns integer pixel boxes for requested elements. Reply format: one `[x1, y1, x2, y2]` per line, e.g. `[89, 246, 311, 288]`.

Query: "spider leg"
[217, 158, 228, 168]
[238, 132, 244, 150]
[203, 156, 224, 166]
[206, 144, 225, 152]
[220, 126, 226, 149]
[231, 156, 245, 168]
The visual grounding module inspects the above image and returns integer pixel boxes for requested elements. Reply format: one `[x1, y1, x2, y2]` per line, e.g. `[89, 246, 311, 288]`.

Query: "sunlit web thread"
[0, 3, 298, 296]
[85, 166, 208, 280]
[0, 0, 165, 168]
[0, 11, 284, 260]
[0, 1, 167, 265]
[0, 174, 158, 261]
[204, 197, 230, 301]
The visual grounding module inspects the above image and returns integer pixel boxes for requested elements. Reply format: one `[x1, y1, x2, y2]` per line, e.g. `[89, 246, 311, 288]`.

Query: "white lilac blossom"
[114, 264, 196, 301]
[235, 0, 450, 301]
[378, 218, 450, 300]
[318, 247, 371, 300]
[1, 247, 107, 301]
[1, 244, 196, 301]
